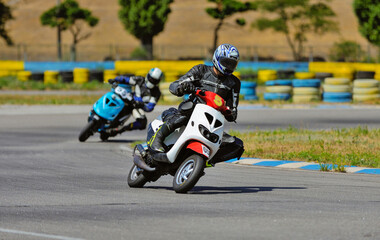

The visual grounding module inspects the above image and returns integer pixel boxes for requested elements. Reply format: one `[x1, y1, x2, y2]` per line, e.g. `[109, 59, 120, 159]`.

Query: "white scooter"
[127, 89, 231, 193]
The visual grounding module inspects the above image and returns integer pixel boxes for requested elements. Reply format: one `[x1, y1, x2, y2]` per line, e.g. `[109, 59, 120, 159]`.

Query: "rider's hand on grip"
[180, 82, 195, 94]
[108, 79, 116, 84]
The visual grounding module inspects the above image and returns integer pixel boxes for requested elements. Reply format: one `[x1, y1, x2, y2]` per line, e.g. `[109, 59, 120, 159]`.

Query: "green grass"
[231, 126, 380, 169]
[0, 76, 110, 91]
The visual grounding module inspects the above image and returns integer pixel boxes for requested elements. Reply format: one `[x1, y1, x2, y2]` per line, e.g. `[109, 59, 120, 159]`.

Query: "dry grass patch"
[231, 126, 380, 169]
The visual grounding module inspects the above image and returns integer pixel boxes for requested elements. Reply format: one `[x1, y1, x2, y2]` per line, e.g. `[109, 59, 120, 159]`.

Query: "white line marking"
[0, 228, 85, 240]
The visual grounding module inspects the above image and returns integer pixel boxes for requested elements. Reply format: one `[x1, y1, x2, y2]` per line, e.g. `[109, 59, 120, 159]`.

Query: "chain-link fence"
[0, 43, 378, 62]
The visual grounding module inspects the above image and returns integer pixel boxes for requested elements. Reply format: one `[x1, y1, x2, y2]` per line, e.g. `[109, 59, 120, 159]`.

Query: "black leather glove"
[108, 79, 116, 84]
[179, 82, 195, 95]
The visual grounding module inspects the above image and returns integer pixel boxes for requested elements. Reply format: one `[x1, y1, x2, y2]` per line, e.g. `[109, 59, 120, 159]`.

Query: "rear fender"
[186, 141, 210, 159]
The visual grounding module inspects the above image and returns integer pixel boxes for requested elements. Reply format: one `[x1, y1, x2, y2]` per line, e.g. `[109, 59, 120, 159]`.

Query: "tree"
[118, 0, 173, 60]
[353, 0, 380, 47]
[0, 0, 13, 45]
[206, 0, 257, 53]
[251, 0, 338, 61]
[329, 40, 364, 62]
[40, 0, 99, 61]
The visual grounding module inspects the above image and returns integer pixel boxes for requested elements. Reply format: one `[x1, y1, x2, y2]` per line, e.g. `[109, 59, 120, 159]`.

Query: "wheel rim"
[176, 159, 195, 185]
[130, 165, 142, 181]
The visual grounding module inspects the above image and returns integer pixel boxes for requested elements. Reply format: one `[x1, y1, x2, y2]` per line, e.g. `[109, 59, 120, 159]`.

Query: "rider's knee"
[137, 117, 147, 130]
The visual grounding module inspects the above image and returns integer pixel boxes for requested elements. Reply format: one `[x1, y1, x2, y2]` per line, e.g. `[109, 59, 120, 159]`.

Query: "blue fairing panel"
[93, 92, 125, 121]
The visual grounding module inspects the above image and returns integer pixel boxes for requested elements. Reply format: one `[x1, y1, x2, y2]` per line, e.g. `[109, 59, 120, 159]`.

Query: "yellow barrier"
[0, 61, 24, 71]
[115, 60, 202, 76]
[0, 70, 11, 77]
[295, 72, 316, 79]
[73, 68, 89, 84]
[165, 71, 180, 82]
[44, 71, 59, 84]
[103, 69, 118, 83]
[17, 71, 32, 81]
[258, 70, 276, 84]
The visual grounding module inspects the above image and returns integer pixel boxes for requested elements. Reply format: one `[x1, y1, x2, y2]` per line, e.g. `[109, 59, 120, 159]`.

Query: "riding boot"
[147, 123, 171, 163]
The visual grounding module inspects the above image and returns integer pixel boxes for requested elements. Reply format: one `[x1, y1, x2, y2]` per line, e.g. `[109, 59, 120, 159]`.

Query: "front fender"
[186, 141, 210, 159]
[93, 92, 125, 121]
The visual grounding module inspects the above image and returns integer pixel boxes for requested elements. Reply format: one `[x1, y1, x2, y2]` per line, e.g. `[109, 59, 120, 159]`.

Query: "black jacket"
[169, 64, 240, 121]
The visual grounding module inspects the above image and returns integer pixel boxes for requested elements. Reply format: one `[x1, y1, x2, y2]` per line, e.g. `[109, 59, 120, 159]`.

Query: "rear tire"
[127, 165, 149, 188]
[78, 120, 97, 142]
[173, 154, 205, 194]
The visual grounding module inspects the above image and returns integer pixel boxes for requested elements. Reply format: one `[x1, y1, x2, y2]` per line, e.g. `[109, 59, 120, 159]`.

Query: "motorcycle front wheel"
[173, 154, 205, 194]
[127, 165, 149, 188]
[78, 119, 98, 142]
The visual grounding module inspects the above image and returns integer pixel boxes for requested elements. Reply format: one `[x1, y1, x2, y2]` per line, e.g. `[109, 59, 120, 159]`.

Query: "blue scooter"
[78, 83, 135, 142]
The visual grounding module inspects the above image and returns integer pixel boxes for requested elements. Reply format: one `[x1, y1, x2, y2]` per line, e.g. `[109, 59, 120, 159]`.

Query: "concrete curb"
[226, 158, 380, 175]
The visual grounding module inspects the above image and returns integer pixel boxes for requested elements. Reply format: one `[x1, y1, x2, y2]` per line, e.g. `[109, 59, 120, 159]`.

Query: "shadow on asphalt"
[144, 186, 306, 194]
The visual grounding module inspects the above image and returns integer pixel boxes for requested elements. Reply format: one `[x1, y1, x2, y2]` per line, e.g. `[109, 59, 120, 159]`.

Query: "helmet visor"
[147, 74, 160, 85]
[220, 57, 238, 74]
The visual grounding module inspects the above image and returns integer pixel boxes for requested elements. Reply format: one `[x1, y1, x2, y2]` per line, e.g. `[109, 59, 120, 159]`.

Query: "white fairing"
[153, 104, 224, 163]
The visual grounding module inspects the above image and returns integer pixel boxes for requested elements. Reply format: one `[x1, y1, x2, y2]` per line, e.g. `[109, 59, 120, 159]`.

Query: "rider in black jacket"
[147, 44, 244, 165]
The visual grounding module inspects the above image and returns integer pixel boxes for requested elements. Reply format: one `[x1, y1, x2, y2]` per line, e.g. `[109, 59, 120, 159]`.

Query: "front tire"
[78, 120, 97, 142]
[127, 165, 149, 188]
[173, 154, 205, 194]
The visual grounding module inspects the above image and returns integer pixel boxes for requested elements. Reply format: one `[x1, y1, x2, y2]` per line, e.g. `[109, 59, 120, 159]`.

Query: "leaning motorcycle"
[127, 89, 231, 193]
[78, 83, 134, 142]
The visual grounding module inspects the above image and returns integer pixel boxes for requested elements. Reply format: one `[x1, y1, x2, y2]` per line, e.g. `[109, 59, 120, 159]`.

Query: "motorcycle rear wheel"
[173, 154, 205, 194]
[127, 165, 149, 188]
[78, 119, 98, 142]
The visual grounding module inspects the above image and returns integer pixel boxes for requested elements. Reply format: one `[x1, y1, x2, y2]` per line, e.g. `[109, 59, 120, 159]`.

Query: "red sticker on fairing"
[187, 142, 210, 158]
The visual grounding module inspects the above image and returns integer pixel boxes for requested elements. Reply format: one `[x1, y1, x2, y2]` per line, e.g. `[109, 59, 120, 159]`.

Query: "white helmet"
[145, 67, 163, 89]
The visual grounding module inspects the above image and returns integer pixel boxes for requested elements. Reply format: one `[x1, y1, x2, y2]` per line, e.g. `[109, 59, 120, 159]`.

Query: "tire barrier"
[265, 79, 292, 86]
[44, 70, 59, 84]
[292, 79, 321, 88]
[30, 72, 44, 81]
[322, 77, 352, 103]
[241, 81, 258, 100]
[89, 70, 104, 82]
[258, 70, 277, 84]
[294, 72, 315, 79]
[17, 71, 32, 81]
[322, 93, 353, 103]
[292, 79, 321, 103]
[264, 80, 292, 101]
[353, 79, 379, 88]
[73, 68, 89, 84]
[264, 92, 291, 101]
[59, 71, 73, 83]
[324, 77, 350, 85]
[333, 68, 354, 80]
[352, 79, 380, 102]
[315, 72, 333, 81]
[103, 69, 118, 83]
[276, 69, 295, 79]
[265, 85, 292, 93]
[355, 71, 375, 79]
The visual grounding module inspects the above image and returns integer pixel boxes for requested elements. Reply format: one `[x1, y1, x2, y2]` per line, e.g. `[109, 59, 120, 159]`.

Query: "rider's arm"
[113, 75, 144, 86]
[169, 65, 202, 96]
[143, 88, 161, 112]
[225, 77, 241, 122]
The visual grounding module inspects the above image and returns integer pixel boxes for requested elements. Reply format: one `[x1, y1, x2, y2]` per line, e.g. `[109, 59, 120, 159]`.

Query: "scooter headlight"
[198, 124, 219, 143]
